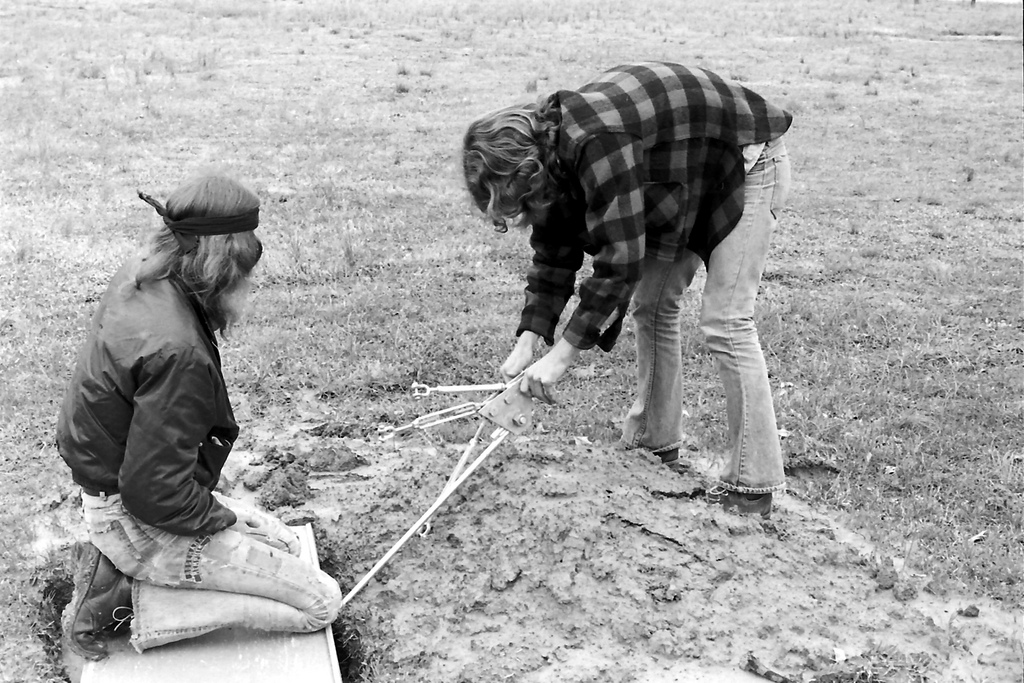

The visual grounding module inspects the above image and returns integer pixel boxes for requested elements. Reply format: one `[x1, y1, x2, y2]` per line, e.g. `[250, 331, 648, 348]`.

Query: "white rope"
[339, 428, 510, 608]
[441, 423, 486, 496]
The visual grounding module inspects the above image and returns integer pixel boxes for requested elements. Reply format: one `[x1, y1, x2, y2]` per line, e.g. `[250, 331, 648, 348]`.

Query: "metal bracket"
[477, 382, 533, 434]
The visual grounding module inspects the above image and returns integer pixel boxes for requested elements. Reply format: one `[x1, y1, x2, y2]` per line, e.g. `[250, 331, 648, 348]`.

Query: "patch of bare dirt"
[222, 427, 1022, 683]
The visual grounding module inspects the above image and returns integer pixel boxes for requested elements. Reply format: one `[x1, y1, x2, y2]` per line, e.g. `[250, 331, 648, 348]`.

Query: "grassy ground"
[0, 0, 1021, 680]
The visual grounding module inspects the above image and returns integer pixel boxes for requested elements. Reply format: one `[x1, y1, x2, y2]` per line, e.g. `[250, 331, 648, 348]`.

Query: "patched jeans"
[81, 491, 342, 650]
[622, 137, 791, 494]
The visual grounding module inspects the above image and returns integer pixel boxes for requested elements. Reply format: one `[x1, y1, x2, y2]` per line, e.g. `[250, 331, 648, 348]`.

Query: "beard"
[218, 277, 252, 332]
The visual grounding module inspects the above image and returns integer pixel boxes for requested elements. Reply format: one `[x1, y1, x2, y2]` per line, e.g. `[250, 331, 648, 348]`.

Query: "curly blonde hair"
[134, 173, 263, 331]
[462, 96, 562, 228]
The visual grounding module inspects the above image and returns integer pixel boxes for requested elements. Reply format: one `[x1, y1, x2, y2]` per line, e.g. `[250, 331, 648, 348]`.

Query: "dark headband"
[138, 191, 260, 253]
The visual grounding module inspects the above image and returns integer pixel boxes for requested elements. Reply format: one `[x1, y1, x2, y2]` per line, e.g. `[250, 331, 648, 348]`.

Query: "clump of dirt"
[256, 466, 311, 510]
[307, 444, 369, 473]
[242, 447, 314, 510]
[243, 444, 370, 511]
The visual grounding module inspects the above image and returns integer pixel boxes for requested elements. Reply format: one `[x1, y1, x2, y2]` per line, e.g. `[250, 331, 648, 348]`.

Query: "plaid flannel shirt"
[518, 63, 792, 351]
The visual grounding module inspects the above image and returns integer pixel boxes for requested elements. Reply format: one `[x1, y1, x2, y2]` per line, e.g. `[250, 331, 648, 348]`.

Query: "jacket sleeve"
[517, 208, 586, 346]
[562, 132, 645, 351]
[119, 347, 238, 535]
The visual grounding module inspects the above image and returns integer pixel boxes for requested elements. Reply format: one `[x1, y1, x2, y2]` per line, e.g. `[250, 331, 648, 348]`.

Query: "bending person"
[57, 172, 342, 659]
[463, 62, 792, 518]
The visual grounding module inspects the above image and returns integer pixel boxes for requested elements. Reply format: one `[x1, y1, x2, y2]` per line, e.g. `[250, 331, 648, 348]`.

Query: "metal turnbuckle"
[410, 381, 508, 397]
[379, 402, 483, 439]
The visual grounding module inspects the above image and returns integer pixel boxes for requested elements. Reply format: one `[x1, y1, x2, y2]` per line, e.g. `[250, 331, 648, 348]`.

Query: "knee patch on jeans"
[244, 545, 285, 574]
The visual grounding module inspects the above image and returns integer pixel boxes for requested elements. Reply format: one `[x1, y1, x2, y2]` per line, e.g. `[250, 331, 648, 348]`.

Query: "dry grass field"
[1, 0, 1021, 681]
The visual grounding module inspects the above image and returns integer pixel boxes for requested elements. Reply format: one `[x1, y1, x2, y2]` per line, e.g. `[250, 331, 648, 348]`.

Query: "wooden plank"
[81, 524, 342, 683]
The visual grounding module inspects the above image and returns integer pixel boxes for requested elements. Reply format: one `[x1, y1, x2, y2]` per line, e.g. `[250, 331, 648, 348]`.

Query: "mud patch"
[294, 436, 1023, 682]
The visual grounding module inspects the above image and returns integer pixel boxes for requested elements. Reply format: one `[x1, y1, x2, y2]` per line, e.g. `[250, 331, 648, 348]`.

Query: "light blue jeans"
[81, 491, 342, 649]
[622, 137, 791, 494]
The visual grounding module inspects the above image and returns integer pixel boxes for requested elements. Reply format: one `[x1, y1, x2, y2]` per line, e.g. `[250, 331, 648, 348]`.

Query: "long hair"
[462, 95, 563, 226]
[134, 173, 263, 331]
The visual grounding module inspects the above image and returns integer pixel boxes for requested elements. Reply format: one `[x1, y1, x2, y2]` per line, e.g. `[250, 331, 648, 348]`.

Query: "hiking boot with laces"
[63, 542, 133, 661]
[705, 485, 773, 519]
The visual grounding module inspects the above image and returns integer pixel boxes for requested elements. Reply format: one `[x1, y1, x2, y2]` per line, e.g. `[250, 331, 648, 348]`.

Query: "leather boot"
[62, 542, 133, 661]
[705, 485, 773, 519]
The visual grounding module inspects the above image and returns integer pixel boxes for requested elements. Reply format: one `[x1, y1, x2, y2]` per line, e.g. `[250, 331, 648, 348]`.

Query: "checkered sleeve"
[562, 132, 645, 351]
[517, 215, 585, 345]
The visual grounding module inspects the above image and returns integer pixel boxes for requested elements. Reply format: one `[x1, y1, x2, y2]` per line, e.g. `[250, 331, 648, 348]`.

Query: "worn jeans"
[622, 137, 791, 493]
[81, 491, 342, 651]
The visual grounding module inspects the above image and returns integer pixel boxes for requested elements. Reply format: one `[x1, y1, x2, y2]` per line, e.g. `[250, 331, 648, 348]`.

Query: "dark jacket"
[519, 62, 793, 351]
[56, 257, 238, 535]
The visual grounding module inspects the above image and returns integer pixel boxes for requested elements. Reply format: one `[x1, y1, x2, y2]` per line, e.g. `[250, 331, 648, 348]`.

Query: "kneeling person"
[57, 172, 342, 659]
